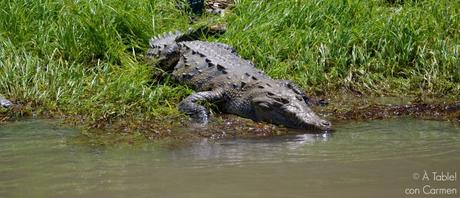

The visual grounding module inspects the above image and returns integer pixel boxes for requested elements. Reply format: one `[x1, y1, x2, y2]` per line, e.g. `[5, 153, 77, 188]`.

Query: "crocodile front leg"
[178, 88, 225, 124]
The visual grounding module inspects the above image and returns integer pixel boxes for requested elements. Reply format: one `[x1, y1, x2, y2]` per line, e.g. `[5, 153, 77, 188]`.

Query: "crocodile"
[147, 30, 331, 131]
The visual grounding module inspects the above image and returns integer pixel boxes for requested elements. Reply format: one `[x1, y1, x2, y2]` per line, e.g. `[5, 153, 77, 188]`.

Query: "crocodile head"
[251, 84, 331, 131]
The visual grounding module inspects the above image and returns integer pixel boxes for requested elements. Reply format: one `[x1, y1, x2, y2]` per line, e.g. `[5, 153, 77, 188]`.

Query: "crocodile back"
[174, 41, 269, 91]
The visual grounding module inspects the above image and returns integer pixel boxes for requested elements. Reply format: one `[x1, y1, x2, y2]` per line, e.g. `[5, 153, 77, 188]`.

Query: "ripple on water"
[0, 118, 459, 198]
[167, 118, 460, 167]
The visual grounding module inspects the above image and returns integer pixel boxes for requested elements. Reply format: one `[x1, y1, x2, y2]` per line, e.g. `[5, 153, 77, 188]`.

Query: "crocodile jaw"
[285, 105, 331, 131]
[252, 94, 331, 131]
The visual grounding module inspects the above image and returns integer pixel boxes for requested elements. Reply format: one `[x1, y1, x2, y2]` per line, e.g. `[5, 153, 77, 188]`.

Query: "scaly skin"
[147, 30, 331, 131]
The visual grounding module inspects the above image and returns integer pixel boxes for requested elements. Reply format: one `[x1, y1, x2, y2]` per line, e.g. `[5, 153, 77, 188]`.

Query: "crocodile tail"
[148, 25, 227, 51]
[149, 30, 183, 48]
[146, 26, 226, 68]
[147, 30, 182, 57]
[147, 30, 194, 70]
[147, 25, 227, 57]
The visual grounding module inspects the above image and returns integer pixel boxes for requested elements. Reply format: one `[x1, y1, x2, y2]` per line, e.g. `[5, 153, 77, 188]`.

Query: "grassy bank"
[0, 0, 191, 122]
[0, 0, 459, 134]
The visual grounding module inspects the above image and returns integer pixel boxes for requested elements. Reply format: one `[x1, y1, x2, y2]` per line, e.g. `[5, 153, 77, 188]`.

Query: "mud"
[1, 96, 459, 144]
[331, 103, 460, 122]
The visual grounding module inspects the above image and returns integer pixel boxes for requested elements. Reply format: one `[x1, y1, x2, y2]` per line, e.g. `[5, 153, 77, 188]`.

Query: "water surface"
[0, 119, 459, 198]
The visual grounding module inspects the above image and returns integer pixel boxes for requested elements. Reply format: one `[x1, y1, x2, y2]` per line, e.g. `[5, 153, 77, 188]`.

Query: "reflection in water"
[0, 119, 459, 198]
[170, 133, 331, 167]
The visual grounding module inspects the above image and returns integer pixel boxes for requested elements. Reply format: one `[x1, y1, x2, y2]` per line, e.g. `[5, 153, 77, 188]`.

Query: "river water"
[0, 119, 459, 198]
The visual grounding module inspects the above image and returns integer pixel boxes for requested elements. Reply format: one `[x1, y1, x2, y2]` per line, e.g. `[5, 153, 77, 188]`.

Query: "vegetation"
[218, 0, 459, 96]
[0, 0, 458, 129]
[0, 0, 192, 122]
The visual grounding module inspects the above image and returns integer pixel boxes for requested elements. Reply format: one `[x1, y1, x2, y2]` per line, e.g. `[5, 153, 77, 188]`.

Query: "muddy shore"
[1, 94, 458, 145]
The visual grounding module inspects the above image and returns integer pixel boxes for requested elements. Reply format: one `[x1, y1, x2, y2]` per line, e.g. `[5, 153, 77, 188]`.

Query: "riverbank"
[2, 93, 458, 146]
[1, 0, 458, 143]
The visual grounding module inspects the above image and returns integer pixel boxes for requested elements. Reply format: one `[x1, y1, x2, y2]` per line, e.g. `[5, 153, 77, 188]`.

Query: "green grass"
[0, 0, 459, 127]
[0, 0, 191, 121]
[218, 0, 459, 96]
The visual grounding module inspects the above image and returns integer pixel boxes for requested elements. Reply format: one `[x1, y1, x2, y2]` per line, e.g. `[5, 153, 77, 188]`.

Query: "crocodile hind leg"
[178, 88, 224, 124]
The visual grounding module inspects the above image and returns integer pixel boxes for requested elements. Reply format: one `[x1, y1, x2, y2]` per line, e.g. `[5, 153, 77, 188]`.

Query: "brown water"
[0, 119, 459, 198]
